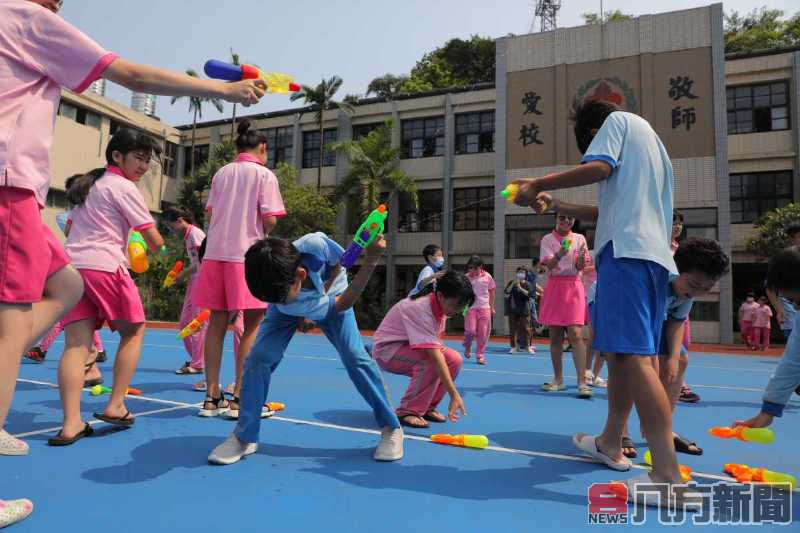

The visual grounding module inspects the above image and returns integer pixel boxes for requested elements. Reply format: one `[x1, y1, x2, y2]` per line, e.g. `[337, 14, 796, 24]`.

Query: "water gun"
[90, 384, 142, 396]
[709, 426, 774, 444]
[340, 205, 388, 268]
[128, 231, 149, 274]
[162, 261, 184, 288]
[177, 309, 211, 339]
[265, 402, 285, 413]
[561, 238, 572, 253]
[431, 434, 489, 449]
[204, 60, 301, 94]
[643, 449, 692, 482]
[724, 463, 797, 490]
[500, 184, 518, 203]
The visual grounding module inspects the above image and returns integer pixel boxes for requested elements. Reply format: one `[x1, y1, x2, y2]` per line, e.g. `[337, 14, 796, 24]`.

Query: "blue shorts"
[593, 242, 669, 356]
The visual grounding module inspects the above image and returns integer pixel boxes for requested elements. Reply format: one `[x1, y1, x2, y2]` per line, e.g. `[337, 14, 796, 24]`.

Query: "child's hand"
[733, 412, 774, 429]
[226, 79, 267, 105]
[365, 234, 386, 262]
[510, 178, 541, 207]
[664, 356, 679, 385]
[448, 393, 467, 421]
[296, 318, 315, 333]
[533, 192, 555, 213]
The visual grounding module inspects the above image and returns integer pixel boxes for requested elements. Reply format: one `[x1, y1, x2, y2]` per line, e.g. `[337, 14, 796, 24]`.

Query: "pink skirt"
[539, 275, 587, 327]
[192, 259, 267, 311]
[62, 267, 145, 330]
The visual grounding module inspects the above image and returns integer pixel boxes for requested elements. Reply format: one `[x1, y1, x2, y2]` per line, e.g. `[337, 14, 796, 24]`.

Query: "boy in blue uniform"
[409, 244, 445, 297]
[511, 100, 685, 495]
[208, 232, 403, 464]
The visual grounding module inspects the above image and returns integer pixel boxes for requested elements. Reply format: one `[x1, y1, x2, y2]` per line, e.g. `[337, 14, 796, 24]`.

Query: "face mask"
[434, 258, 445, 268]
[516, 273, 526, 280]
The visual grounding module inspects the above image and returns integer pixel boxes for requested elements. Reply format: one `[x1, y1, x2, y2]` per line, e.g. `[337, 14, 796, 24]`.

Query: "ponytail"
[410, 270, 476, 308]
[236, 120, 267, 152]
[67, 168, 105, 206]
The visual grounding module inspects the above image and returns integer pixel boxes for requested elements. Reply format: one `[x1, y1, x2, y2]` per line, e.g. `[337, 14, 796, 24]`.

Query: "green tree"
[271, 162, 337, 239]
[178, 138, 236, 227]
[400, 35, 495, 93]
[724, 8, 800, 53]
[747, 203, 800, 259]
[581, 10, 634, 25]
[290, 77, 355, 192]
[137, 230, 186, 322]
[170, 69, 224, 179]
[366, 74, 409, 99]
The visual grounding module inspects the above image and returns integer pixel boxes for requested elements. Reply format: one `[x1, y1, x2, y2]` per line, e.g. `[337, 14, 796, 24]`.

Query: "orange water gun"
[643, 450, 692, 482]
[265, 402, 285, 412]
[431, 434, 489, 449]
[709, 426, 774, 444]
[162, 261, 184, 288]
[90, 385, 142, 396]
[177, 309, 210, 339]
[724, 464, 797, 490]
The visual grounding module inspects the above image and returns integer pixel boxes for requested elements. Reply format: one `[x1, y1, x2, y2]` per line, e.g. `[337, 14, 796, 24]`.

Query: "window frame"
[726, 81, 790, 135]
[453, 186, 495, 231]
[455, 110, 495, 155]
[398, 189, 443, 233]
[302, 128, 337, 168]
[401, 117, 445, 159]
[264, 126, 294, 169]
[729, 171, 793, 224]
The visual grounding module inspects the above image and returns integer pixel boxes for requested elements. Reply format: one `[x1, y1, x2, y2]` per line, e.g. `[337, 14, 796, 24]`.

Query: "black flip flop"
[674, 434, 703, 455]
[423, 410, 446, 423]
[47, 422, 94, 446]
[84, 378, 103, 388]
[621, 436, 638, 458]
[399, 414, 429, 429]
[93, 410, 135, 427]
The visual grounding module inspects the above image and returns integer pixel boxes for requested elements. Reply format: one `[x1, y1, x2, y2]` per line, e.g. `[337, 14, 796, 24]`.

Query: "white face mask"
[516, 272, 526, 280]
[434, 258, 445, 268]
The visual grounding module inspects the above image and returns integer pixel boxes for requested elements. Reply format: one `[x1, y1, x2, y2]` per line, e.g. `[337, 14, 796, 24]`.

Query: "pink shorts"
[62, 267, 145, 330]
[192, 259, 267, 311]
[0, 187, 70, 303]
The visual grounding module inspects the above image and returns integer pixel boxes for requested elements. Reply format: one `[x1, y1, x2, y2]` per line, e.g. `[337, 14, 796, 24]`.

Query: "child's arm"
[104, 58, 265, 104]
[425, 348, 466, 421]
[511, 161, 612, 207]
[140, 226, 165, 253]
[489, 288, 496, 314]
[334, 235, 386, 313]
[533, 194, 599, 221]
[262, 215, 277, 236]
[662, 319, 685, 385]
[575, 242, 588, 272]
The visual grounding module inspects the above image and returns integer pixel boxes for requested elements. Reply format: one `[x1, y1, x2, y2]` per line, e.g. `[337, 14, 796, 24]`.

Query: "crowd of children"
[2, 0, 800, 528]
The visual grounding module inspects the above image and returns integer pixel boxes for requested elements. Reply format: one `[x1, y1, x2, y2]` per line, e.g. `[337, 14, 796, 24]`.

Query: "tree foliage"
[366, 74, 409, 99]
[271, 162, 337, 240]
[177, 139, 236, 227]
[747, 203, 800, 260]
[581, 10, 634, 25]
[724, 8, 800, 53]
[398, 35, 495, 93]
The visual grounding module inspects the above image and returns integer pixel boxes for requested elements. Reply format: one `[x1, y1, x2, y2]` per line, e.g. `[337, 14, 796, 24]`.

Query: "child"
[733, 249, 800, 429]
[164, 208, 207, 376]
[408, 244, 445, 297]
[752, 296, 773, 351]
[539, 213, 591, 397]
[373, 270, 473, 428]
[462, 255, 495, 365]
[505, 267, 534, 354]
[766, 222, 800, 342]
[738, 293, 758, 350]
[671, 210, 700, 404]
[192, 120, 285, 418]
[511, 99, 686, 496]
[526, 258, 541, 352]
[0, 0, 264, 520]
[208, 232, 404, 464]
[48, 128, 166, 445]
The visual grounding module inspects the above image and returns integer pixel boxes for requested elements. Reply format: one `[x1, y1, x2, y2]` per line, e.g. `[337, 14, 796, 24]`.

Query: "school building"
[44, 5, 799, 344]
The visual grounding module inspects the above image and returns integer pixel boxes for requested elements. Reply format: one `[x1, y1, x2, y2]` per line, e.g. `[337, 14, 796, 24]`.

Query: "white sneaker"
[208, 433, 258, 465]
[527, 346, 535, 354]
[509, 347, 518, 354]
[593, 376, 607, 388]
[0, 429, 28, 456]
[374, 426, 404, 461]
[585, 370, 595, 382]
[0, 499, 33, 528]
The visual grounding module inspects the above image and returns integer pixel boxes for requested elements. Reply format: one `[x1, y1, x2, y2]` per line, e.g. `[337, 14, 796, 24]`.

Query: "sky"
[59, 0, 799, 128]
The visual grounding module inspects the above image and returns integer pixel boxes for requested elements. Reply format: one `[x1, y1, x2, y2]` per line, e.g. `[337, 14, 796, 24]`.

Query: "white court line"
[15, 377, 761, 487]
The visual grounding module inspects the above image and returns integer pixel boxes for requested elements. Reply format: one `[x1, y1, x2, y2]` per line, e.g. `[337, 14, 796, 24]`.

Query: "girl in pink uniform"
[193, 120, 285, 417]
[538, 213, 592, 398]
[164, 209, 207, 376]
[752, 297, 773, 351]
[739, 294, 758, 350]
[373, 271, 473, 428]
[49, 129, 167, 445]
[462, 255, 496, 365]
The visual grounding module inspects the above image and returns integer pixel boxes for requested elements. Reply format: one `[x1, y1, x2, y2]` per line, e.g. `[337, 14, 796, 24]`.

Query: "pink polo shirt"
[65, 166, 155, 273]
[539, 231, 590, 277]
[0, 1, 117, 206]
[372, 293, 446, 363]
[753, 305, 773, 329]
[203, 153, 286, 263]
[739, 301, 758, 323]
[467, 269, 496, 310]
[184, 224, 206, 269]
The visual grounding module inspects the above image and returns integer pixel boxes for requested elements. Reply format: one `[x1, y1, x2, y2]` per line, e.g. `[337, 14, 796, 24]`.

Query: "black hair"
[244, 237, 303, 303]
[746, 292, 755, 298]
[422, 244, 442, 262]
[516, 266, 528, 274]
[466, 255, 483, 270]
[531, 257, 540, 267]
[767, 248, 800, 293]
[673, 237, 730, 279]
[673, 209, 685, 223]
[68, 128, 162, 206]
[572, 99, 622, 154]
[163, 207, 195, 226]
[64, 173, 82, 192]
[409, 269, 475, 308]
[198, 238, 206, 263]
[236, 120, 268, 152]
[785, 221, 800, 239]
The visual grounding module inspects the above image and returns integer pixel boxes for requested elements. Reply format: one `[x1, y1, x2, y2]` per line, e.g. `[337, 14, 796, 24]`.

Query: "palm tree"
[330, 119, 417, 222]
[366, 74, 409, 99]
[290, 76, 354, 191]
[229, 48, 240, 139]
[170, 69, 224, 178]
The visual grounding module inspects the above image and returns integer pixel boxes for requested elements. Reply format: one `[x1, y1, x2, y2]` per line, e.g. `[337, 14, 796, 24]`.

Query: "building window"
[401, 117, 444, 159]
[164, 142, 178, 178]
[398, 190, 442, 233]
[727, 82, 790, 134]
[730, 172, 793, 223]
[302, 129, 336, 168]
[264, 126, 293, 169]
[352, 122, 383, 140]
[182, 144, 209, 175]
[677, 208, 718, 240]
[453, 187, 494, 231]
[455, 111, 494, 154]
[58, 102, 101, 129]
[505, 214, 597, 259]
[690, 301, 720, 322]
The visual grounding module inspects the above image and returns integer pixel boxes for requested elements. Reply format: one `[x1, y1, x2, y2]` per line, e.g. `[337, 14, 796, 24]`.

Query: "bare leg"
[27, 267, 84, 350]
[567, 325, 587, 387]
[595, 354, 635, 464]
[203, 311, 230, 400]
[101, 320, 144, 419]
[58, 319, 94, 438]
[548, 326, 565, 385]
